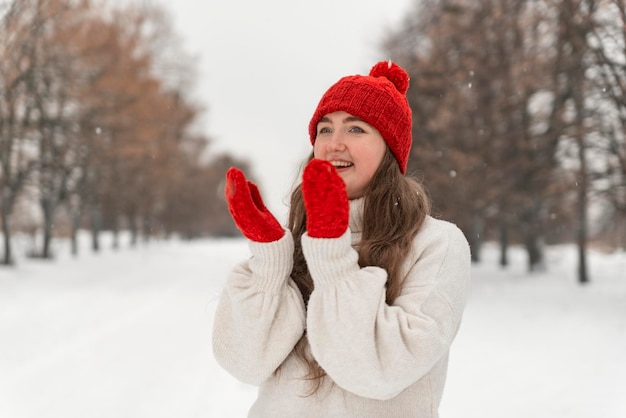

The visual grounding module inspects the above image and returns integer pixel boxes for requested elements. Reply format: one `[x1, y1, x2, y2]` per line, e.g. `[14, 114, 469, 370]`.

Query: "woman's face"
[313, 111, 387, 199]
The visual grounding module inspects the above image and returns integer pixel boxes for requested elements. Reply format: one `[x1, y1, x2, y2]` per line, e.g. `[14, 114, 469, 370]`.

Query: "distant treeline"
[0, 0, 245, 265]
[2, 0, 625, 283]
[384, 0, 626, 281]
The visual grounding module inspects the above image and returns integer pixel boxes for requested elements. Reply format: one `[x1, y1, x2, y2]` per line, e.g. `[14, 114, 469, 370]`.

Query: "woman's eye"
[318, 127, 332, 135]
[349, 126, 365, 133]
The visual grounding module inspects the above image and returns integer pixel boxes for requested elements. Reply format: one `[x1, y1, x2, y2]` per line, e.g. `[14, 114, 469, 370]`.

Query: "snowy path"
[0, 239, 256, 418]
[0, 238, 625, 417]
[441, 245, 626, 418]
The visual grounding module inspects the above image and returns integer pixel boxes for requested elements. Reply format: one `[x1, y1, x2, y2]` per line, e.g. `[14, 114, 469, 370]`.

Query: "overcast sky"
[159, 0, 414, 218]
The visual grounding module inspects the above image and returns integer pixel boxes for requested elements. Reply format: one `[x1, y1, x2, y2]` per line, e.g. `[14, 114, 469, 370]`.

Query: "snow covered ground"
[0, 234, 624, 418]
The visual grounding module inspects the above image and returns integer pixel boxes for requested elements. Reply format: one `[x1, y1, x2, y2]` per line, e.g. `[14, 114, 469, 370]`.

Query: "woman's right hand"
[225, 167, 284, 243]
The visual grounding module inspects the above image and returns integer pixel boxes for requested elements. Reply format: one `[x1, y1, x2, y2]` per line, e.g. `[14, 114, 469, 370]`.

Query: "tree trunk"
[1, 208, 13, 266]
[70, 208, 81, 257]
[575, 148, 589, 284]
[499, 222, 509, 268]
[111, 216, 119, 250]
[40, 198, 54, 259]
[575, 100, 590, 284]
[71, 221, 78, 257]
[525, 234, 546, 272]
[469, 215, 483, 263]
[129, 215, 138, 247]
[91, 207, 101, 253]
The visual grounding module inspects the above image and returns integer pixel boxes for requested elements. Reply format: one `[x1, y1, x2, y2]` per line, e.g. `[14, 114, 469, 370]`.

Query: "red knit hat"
[309, 61, 412, 174]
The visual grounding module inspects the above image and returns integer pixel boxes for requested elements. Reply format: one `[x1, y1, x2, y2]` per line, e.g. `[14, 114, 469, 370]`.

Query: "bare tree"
[384, 0, 626, 280]
[385, 0, 571, 271]
[0, 0, 43, 264]
[1, 0, 251, 262]
[23, 0, 97, 259]
[586, 0, 626, 249]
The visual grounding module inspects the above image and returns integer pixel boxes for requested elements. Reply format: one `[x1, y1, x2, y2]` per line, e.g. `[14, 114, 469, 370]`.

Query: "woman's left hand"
[302, 159, 349, 238]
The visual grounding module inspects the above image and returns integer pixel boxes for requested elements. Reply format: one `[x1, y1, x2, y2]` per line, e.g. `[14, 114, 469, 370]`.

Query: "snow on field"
[0, 235, 624, 418]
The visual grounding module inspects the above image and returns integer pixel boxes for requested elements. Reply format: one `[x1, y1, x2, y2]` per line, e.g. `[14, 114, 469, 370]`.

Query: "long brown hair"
[287, 148, 431, 394]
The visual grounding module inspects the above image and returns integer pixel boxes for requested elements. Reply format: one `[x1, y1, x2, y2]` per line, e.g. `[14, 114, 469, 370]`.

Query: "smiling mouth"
[330, 161, 354, 169]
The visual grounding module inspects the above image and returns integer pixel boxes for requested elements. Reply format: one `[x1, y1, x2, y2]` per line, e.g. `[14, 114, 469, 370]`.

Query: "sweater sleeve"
[212, 233, 306, 385]
[303, 220, 471, 400]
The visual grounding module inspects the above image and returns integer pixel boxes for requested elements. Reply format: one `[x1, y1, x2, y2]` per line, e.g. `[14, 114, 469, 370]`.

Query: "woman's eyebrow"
[344, 116, 364, 123]
[318, 115, 365, 124]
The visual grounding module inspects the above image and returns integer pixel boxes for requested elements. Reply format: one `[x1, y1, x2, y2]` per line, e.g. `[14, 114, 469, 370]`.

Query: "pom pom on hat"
[369, 60, 409, 95]
[309, 60, 413, 174]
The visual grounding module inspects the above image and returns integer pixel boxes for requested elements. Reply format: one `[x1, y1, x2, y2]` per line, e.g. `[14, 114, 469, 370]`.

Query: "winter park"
[0, 233, 624, 418]
[2, 0, 626, 417]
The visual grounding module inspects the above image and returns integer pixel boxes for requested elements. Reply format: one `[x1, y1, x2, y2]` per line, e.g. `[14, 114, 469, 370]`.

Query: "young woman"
[213, 61, 471, 417]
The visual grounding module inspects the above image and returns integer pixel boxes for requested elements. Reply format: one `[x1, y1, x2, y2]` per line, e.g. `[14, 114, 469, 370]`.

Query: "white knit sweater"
[212, 199, 471, 417]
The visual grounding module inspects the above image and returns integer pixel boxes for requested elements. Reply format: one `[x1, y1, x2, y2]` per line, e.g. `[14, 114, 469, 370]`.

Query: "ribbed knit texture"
[212, 200, 472, 417]
[225, 167, 284, 242]
[302, 159, 349, 238]
[309, 61, 413, 173]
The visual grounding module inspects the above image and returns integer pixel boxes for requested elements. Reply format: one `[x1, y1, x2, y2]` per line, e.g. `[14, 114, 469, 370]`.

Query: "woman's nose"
[327, 132, 346, 151]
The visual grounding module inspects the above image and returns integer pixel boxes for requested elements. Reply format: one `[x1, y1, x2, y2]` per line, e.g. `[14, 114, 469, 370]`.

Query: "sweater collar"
[349, 197, 365, 233]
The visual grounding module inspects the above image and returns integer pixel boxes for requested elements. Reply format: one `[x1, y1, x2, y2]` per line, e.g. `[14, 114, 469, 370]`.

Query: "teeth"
[330, 161, 352, 167]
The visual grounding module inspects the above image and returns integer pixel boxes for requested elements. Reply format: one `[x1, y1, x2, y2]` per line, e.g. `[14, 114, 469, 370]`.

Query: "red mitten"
[302, 159, 349, 238]
[225, 167, 284, 242]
